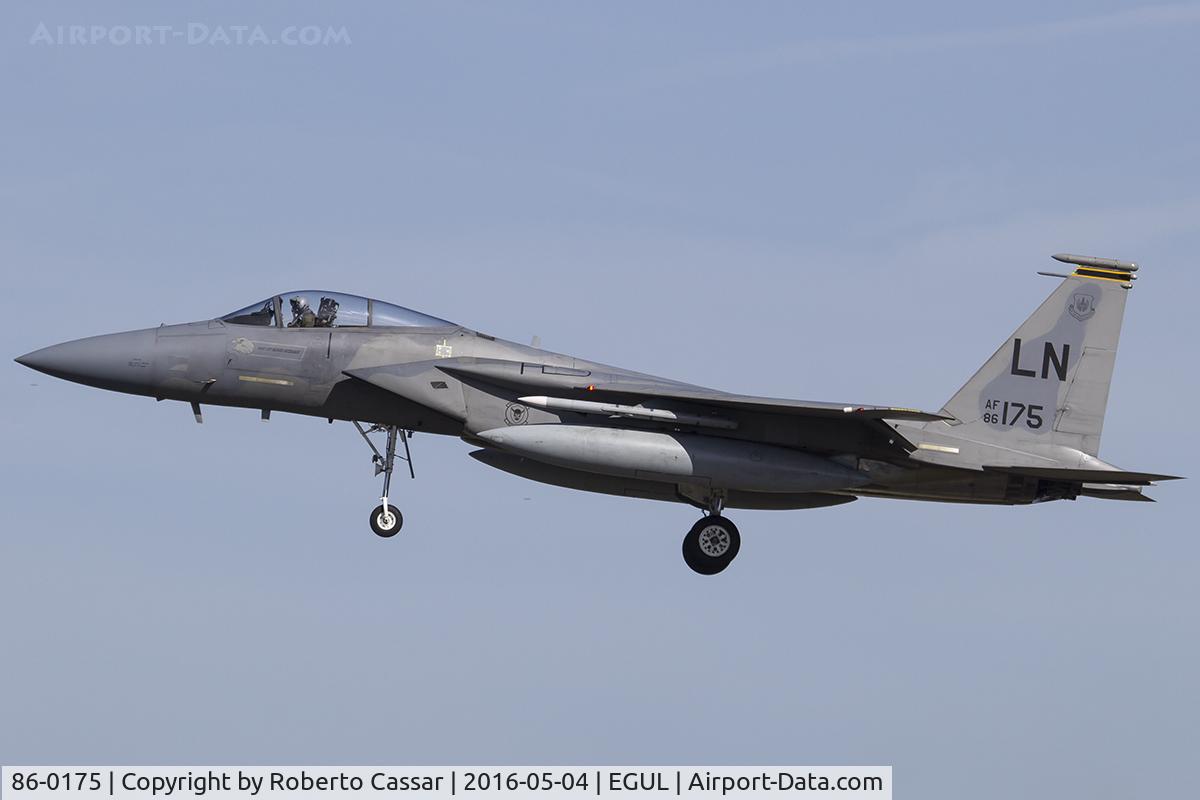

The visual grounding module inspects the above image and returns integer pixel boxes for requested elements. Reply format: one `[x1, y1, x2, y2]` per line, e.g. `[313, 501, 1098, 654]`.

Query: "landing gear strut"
[682, 494, 741, 575]
[353, 422, 414, 538]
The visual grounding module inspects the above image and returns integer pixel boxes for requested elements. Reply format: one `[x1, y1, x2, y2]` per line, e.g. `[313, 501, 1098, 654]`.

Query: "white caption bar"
[2, 767, 890, 800]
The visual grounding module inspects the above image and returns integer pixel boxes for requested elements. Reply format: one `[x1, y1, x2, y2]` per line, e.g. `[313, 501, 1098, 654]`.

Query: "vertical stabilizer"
[936, 254, 1137, 456]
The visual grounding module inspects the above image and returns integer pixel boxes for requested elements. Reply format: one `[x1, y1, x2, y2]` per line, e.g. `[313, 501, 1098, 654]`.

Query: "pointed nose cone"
[16, 329, 157, 394]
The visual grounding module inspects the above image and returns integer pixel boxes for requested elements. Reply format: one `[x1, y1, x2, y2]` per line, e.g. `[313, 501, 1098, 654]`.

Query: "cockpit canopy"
[221, 291, 454, 329]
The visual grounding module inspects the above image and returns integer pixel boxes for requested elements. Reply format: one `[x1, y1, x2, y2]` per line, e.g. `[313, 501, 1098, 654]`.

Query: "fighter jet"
[15, 254, 1180, 573]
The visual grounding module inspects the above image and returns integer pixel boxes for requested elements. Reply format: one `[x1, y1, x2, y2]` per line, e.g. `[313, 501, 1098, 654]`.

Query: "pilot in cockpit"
[289, 296, 316, 328]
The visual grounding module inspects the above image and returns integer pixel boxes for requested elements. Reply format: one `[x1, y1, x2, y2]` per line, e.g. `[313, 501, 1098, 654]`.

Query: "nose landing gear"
[370, 503, 403, 537]
[353, 422, 414, 538]
[681, 494, 741, 574]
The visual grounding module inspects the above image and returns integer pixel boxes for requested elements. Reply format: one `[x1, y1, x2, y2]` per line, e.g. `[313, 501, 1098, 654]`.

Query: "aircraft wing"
[580, 382, 950, 422]
[423, 358, 947, 421]
[348, 357, 944, 458]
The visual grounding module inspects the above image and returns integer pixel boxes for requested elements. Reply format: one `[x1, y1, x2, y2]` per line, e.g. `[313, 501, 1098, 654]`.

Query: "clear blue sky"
[2, 2, 1197, 797]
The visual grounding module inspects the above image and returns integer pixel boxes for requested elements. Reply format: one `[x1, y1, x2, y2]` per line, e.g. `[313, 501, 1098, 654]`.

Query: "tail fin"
[936, 254, 1137, 457]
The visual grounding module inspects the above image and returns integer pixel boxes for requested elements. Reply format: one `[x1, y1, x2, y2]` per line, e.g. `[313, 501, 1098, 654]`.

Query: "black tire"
[682, 515, 740, 575]
[369, 504, 403, 538]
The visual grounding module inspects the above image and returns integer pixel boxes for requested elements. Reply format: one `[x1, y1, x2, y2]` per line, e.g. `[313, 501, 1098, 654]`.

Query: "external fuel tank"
[474, 425, 869, 493]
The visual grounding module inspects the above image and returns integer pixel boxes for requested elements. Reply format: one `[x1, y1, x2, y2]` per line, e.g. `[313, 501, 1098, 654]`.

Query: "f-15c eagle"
[16, 253, 1180, 574]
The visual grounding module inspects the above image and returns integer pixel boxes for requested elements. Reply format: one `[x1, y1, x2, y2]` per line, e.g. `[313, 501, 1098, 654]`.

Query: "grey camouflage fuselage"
[15, 255, 1179, 571]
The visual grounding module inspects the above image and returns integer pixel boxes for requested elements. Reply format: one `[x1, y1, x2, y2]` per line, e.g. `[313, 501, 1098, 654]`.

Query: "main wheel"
[682, 515, 740, 574]
[369, 504, 403, 537]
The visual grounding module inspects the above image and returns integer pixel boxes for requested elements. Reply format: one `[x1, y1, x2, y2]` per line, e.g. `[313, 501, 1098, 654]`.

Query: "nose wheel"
[353, 422, 414, 538]
[370, 504, 403, 537]
[682, 496, 740, 574]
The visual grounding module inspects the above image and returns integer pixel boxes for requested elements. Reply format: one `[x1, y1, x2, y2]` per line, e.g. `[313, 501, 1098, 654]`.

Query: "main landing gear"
[682, 496, 741, 575]
[353, 422, 414, 538]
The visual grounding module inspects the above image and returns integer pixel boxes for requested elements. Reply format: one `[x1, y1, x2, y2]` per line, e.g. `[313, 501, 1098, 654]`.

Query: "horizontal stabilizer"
[1079, 485, 1155, 502]
[982, 466, 1182, 485]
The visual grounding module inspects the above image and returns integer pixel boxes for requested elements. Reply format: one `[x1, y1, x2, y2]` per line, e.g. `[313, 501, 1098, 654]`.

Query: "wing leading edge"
[581, 382, 950, 422]
[367, 357, 948, 423]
